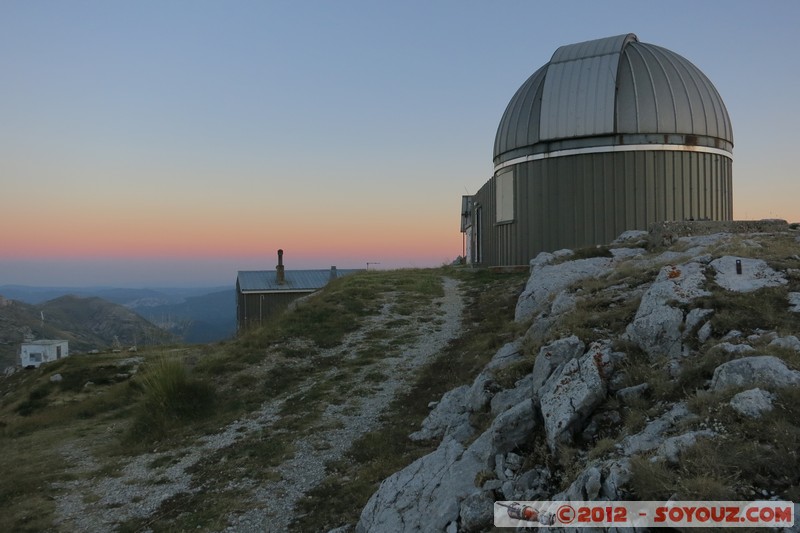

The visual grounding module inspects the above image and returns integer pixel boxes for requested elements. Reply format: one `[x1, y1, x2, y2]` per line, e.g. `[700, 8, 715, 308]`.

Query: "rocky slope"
[356, 220, 800, 532]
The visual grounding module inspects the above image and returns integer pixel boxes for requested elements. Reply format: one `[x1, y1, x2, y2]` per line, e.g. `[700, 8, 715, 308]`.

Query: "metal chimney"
[276, 249, 285, 284]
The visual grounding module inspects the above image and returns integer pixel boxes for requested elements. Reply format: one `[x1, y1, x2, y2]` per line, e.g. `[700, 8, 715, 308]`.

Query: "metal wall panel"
[540, 54, 620, 140]
[494, 66, 547, 160]
[473, 150, 732, 266]
[618, 43, 734, 142]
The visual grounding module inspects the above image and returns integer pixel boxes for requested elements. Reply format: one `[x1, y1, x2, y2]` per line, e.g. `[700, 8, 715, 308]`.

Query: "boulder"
[539, 350, 607, 451]
[769, 335, 800, 352]
[601, 459, 632, 500]
[697, 321, 713, 343]
[485, 342, 524, 371]
[466, 342, 523, 413]
[555, 459, 632, 502]
[730, 388, 776, 418]
[356, 433, 492, 533]
[531, 336, 585, 399]
[49, 373, 63, 383]
[713, 342, 756, 355]
[710, 256, 787, 293]
[616, 383, 649, 404]
[458, 490, 494, 533]
[491, 374, 533, 416]
[515, 256, 614, 322]
[466, 373, 495, 413]
[490, 399, 536, 455]
[656, 430, 716, 464]
[619, 403, 692, 456]
[409, 385, 472, 443]
[625, 262, 710, 358]
[512, 467, 552, 501]
[711, 356, 800, 391]
[685, 308, 714, 334]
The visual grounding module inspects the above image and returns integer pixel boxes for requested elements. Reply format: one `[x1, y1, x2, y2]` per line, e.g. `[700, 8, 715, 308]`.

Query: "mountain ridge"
[0, 294, 171, 367]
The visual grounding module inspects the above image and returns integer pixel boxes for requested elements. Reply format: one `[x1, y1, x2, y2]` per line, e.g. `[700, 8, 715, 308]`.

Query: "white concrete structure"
[20, 340, 69, 368]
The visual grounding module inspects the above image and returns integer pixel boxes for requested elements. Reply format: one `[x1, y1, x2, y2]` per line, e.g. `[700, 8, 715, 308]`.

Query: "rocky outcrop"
[358, 223, 800, 533]
[409, 385, 471, 443]
[711, 355, 800, 391]
[539, 347, 608, 451]
[624, 261, 710, 358]
[515, 253, 614, 322]
[356, 433, 493, 533]
[710, 256, 787, 292]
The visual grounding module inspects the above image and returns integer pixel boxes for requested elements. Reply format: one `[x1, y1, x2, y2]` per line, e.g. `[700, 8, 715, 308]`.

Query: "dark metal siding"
[473, 150, 732, 266]
[237, 290, 312, 331]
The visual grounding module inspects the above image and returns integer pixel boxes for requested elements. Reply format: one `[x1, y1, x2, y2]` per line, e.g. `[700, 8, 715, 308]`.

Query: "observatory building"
[461, 33, 733, 266]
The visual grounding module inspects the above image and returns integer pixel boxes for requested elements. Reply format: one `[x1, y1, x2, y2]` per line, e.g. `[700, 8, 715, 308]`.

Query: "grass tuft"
[127, 356, 215, 443]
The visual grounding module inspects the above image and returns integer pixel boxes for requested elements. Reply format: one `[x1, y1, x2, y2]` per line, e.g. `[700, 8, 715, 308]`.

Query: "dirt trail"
[53, 276, 464, 532]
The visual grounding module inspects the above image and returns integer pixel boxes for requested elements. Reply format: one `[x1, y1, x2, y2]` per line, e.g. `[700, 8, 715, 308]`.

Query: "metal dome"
[494, 33, 733, 166]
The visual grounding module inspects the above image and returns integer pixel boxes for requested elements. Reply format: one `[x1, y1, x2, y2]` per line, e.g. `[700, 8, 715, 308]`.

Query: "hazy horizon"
[3, 1, 799, 286]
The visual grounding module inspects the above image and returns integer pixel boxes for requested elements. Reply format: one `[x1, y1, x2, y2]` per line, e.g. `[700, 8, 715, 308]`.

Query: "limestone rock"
[601, 459, 632, 500]
[485, 342, 524, 371]
[515, 256, 614, 322]
[789, 292, 800, 313]
[490, 399, 535, 455]
[656, 430, 715, 464]
[512, 467, 551, 501]
[730, 388, 776, 418]
[612, 229, 649, 245]
[616, 383, 649, 404]
[610, 247, 646, 260]
[539, 350, 607, 451]
[769, 335, 800, 352]
[711, 356, 800, 391]
[356, 433, 492, 533]
[620, 403, 691, 456]
[713, 342, 756, 355]
[625, 262, 710, 358]
[697, 321, 713, 343]
[490, 373, 533, 416]
[458, 490, 494, 533]
[685, 308, 714, 334]
[409, 385, 472, 443]
[466, 373, 495, 413]
[531, 336, 585, 399]
[710, 256, 787, 293]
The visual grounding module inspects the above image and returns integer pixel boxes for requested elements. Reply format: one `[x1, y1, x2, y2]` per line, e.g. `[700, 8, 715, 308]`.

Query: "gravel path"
[52, 276, 464, 532]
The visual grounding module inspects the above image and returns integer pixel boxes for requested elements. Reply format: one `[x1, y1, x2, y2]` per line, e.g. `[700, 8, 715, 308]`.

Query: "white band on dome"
[494, 144, 733, 173]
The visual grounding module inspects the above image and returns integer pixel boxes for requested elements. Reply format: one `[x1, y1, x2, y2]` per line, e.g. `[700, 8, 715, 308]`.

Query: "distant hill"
[0, 295, 171, 368]
[131, 290, 236, 343]
[0, 285, 236, 344]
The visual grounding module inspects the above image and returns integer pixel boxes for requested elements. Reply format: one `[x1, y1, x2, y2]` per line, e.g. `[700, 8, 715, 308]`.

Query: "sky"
[1, 1, 799, 287]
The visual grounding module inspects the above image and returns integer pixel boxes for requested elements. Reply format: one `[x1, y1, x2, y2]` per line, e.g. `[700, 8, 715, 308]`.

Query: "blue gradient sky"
[1, 1, 798, 286]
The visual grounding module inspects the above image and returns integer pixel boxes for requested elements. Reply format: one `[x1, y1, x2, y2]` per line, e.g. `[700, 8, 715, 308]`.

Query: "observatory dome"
[494, 33, 733, 166]
[462, 33, 734, 267]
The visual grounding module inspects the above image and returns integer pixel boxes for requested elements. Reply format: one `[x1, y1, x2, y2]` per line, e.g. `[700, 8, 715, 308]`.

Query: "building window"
[496, 169, 514, 223]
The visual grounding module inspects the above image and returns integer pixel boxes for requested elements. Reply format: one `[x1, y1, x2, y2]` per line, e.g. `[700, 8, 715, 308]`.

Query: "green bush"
[128, 357, 215, 442]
